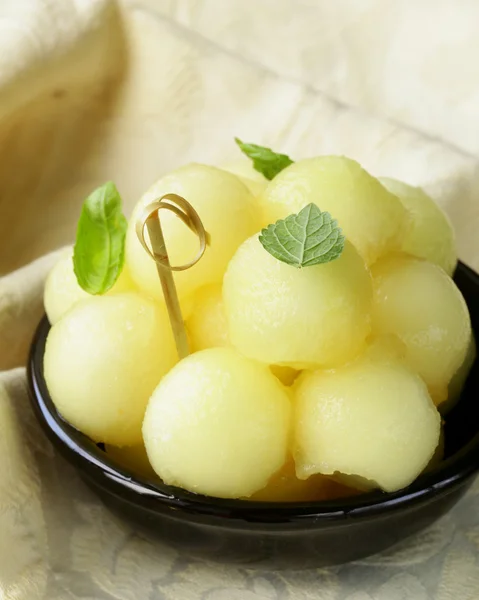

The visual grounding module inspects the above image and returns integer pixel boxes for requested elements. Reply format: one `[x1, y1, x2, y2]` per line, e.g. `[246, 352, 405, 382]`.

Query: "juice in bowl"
[28, 140, 479, 567]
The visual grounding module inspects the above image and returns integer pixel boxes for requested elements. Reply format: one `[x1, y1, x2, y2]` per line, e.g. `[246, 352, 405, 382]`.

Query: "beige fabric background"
[1, 1, 479, 598]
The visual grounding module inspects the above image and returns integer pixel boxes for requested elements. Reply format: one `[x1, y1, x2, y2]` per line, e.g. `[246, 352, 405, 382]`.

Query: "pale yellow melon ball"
[223, 235, 373, 369]
[260, 156, 408, 265]
[44, 249, 134, 325]
[142, 348, 291, 499]
[371, 255, 471, 405]
[125, 164, 259, 305]
[222, 160, 268, 197]
[185, 287, 300, 382]
[293, 356, 441, 492]
[333, 426, 446, 485]
[106, 443, 157, 480]
[185, 284, 229, 352]
[44, 293, 177, 447]
[380, 177, 457, 275]
[248, 459, 357, 502]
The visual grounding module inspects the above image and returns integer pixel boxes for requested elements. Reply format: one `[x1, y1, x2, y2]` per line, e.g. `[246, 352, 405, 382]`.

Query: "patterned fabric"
[1, 2, 479, 598]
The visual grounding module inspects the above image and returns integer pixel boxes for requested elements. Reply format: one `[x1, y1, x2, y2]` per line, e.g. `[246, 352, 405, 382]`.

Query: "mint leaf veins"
[259, 203, 345, 267]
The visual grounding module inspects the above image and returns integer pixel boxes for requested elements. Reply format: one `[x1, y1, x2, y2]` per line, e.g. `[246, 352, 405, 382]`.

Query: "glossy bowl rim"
[27, 261, 479, 528]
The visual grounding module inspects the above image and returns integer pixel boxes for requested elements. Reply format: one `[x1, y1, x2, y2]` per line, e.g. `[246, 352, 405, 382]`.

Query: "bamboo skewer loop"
[135, 193, 209, 360]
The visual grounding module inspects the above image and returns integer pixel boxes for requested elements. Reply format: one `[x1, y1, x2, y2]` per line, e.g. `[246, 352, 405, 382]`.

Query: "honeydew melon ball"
[185, 284, 229, 352]
[371, 255, 471, 406]
[185, 286, 300, 383]
[106, 443, 157, 480]
[222, 160, 267, 197]
[142, 348, 291, 499]
[260, 156, 408, 265]
[44, 249, 134, 325]
[248, 459, 357, 502]
[293, 356, 441, 492]
[44, 293, 177, 447]
[125, 164, 259, 306]
[223, 235, 373, 369]
[380, 177, 457, 275]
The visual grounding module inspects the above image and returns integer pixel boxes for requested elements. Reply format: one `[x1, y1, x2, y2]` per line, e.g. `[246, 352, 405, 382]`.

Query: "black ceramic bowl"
[28, 262, 479, 568]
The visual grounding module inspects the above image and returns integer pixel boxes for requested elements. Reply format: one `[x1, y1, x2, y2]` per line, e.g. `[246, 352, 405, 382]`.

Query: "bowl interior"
[27, 261, 479, 523]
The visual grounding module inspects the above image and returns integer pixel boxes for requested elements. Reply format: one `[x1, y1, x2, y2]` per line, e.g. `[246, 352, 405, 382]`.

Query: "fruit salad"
[43, 140, 473, 501]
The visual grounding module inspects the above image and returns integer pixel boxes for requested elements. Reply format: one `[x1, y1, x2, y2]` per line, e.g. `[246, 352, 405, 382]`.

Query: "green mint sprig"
[235, 138, 294, 180]
[259, 203, 345, 268]
[73, 181, 127, 294]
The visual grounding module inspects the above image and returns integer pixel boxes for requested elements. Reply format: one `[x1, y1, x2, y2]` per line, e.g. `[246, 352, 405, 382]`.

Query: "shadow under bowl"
[27, 262, 479, 569]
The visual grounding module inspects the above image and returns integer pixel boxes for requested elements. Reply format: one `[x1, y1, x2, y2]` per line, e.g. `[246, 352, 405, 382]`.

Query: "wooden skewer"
[135, 194, 209, 361]
[144, 211, 190, 359]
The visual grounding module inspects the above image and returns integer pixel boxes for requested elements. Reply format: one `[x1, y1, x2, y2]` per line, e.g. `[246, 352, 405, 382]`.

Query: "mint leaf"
[235, 138, 293, 180]
[73, 182, 127, 294]
[259, 203, 345, 268]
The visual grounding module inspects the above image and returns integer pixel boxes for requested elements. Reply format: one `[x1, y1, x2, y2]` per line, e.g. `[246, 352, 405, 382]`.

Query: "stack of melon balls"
[43, 153, 474, 502]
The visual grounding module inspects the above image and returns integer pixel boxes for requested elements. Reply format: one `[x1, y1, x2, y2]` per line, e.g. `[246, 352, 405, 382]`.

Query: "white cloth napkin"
[1, 1, 479, 598]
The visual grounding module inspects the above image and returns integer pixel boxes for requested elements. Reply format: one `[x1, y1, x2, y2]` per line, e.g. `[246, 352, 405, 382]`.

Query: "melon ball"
[106, 443, 157, 480]
[223, 235, 373, 369]
[44, 293, 177, 447]
[371, 255, 471, 405]
[380, 177, 457, 275]
[248, 459, 357, 502]
[222, 160, 267, 197]
[293, 356, 441, 492]
[185, 284, 229, 352]
[185, 287, 300, 383]
[260, 156, 408, 265]
[142, 348, 291, 499]
[125, 164, 259, 305]
[44, 249, 134, 325]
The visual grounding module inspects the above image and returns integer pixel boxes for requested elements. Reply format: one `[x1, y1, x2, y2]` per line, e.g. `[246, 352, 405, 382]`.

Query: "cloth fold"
[1, 1, 479, 598]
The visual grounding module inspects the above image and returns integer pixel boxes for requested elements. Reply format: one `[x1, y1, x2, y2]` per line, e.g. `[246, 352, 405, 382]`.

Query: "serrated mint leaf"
[235, 138, 293, 180]
[73, 181, 127, 294]
[259, 203, 345, 268]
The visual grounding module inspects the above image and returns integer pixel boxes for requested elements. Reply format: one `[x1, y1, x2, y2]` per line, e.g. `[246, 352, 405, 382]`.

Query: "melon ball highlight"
[143, 348, 291, 499]
[380, 177, 457, 275]
[44, 293, 177, 447]
[260, 156, 408, 265]
[44, 249, 134, 325]
[293, 355, 441, 492]
[125, 164, 259, 305]
[223, 235, 373, 369]
[371, 255, 471, 405]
